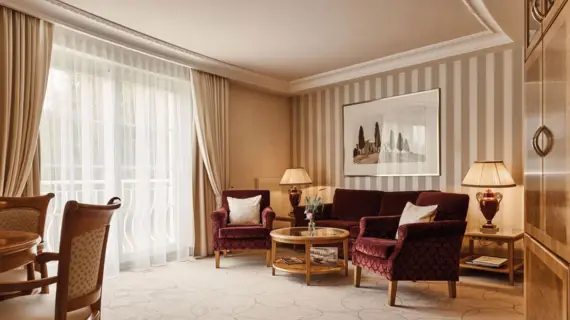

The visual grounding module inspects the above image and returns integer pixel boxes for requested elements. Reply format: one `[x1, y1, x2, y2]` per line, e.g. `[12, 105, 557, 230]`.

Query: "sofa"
[293, 188, 437, 257]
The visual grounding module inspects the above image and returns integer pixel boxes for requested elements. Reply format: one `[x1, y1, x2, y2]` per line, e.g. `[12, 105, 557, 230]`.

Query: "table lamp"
[461, 161, 516, 232]
[280, 168, 312, 215]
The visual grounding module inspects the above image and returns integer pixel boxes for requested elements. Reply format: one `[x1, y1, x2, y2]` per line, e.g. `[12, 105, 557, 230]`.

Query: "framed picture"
[343, 89, 440, 177]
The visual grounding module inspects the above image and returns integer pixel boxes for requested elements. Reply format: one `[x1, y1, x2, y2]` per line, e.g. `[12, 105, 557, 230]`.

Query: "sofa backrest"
[332, 189, 384, 221]
[416, 191, 469, 221]
[378, 191, 424, 216]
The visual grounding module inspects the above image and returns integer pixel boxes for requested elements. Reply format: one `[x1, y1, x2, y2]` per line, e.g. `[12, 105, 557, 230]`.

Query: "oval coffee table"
[270, 227, 349, 285]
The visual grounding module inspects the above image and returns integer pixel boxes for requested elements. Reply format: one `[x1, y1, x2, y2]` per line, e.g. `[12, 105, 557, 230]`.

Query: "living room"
[0, 0, 562, 319]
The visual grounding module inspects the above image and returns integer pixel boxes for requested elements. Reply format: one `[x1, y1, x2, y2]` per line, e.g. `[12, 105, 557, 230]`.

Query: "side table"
[274, 215, 295, 228]
[460, 229, 524, 285]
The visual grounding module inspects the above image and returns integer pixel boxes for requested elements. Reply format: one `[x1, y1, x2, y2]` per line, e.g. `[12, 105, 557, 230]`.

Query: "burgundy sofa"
[210, 190, 276, 268]
[352, 192, 469, 306]
[293, 189, 435, 257]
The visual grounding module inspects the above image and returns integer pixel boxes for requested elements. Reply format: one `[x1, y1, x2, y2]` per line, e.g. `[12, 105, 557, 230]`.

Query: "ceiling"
[0, 0, 519, 93]
[60, 0, 488, 81]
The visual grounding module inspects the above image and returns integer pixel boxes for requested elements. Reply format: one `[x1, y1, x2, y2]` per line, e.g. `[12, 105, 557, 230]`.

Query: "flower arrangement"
[304, 193, 324, 230]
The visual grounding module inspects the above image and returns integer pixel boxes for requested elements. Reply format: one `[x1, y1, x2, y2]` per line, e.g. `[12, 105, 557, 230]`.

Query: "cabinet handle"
[542, 125, 554, 156]
[532, 0, 545, 22]
[532, 126, 545, 157]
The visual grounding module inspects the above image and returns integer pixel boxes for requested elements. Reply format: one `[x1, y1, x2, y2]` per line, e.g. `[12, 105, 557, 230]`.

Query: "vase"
[308, 219, 316, 231]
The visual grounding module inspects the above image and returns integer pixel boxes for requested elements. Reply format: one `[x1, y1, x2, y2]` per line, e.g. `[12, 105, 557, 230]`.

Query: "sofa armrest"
[293, 203, 334, 227]
[359, 215, 401, 239]
[262, 207, 276, 229]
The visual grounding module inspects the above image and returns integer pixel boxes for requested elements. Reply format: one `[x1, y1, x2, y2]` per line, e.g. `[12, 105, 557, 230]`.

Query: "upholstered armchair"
[352, 192, 469, 306]
[211, 190, 276, 268]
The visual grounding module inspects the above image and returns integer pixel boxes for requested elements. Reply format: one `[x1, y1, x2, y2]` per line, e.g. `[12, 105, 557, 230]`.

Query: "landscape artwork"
[343, 89, 440, 177]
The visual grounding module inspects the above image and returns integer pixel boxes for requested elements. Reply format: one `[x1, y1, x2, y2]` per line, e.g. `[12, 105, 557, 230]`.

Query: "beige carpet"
[101, 250, 524, 320]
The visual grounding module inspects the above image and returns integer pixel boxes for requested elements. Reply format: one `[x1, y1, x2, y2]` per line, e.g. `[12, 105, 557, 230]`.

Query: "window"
[40, 27, 194, 274]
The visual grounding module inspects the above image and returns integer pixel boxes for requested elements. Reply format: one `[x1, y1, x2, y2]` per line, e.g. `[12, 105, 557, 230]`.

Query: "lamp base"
[476, 189, 503, 234]
[288, 186, 302, 216]
[480, 225, 499, 233]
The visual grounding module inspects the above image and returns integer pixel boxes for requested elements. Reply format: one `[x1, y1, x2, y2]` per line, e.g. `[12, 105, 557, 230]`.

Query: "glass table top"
[271, 227, 348, 238]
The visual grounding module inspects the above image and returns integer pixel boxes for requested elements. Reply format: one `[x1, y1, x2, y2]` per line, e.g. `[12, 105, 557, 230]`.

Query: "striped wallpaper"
[291, 44, 524, 228]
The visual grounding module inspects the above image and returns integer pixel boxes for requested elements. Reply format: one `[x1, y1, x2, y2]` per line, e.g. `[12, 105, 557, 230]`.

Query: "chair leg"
[215, 250, 220, 269]
[354, 266, 361, 287]
[40, 263, 49, 294]
[448, 281, 457, 298]
[266, 249, 271, 267]
[388, 280, 397, 306]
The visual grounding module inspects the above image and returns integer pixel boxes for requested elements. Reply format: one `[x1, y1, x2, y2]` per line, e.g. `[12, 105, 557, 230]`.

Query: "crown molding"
[0, 0, 291, 94]
[289, 0, 512, 93]
[0, 0, 512, 95]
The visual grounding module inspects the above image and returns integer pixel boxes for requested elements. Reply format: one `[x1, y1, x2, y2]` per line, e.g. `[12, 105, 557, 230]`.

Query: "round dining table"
[0, 230, 41, 275]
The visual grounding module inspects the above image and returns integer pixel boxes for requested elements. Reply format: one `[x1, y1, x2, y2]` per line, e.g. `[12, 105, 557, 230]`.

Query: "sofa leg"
[448, 281, 457, 298]
[354, 266, 361, 287]
[215, 250, 220, 269]
[266, 249, 271, 267]
[388, 281, 397, 306]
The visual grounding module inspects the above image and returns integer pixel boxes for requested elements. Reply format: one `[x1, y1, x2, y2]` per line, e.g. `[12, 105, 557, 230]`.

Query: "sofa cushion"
[219, 226, 269, 239]
[332, 189, 384, 221]
[378, 191, 423, 216]
[354, 237, 398, 259]
[416, 192, 469, 221]
[316, 220, 359, 231]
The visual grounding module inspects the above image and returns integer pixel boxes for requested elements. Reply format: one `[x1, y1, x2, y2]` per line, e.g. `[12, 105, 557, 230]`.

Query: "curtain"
[40, 26, 194, 275]
[190, 70, 229, 257]
[0, 6, 53, 196]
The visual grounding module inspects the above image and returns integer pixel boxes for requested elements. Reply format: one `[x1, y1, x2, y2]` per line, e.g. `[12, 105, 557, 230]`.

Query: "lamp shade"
[462, 161, 516, 188]
[280, 168, 312, 186]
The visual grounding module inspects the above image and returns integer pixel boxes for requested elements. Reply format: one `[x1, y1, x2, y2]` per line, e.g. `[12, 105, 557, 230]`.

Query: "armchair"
[211, 190, 276, 268]
[352, 192, 469, 306]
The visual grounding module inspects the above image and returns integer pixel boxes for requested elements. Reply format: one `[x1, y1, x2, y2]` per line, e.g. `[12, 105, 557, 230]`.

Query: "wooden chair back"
[54, 197, 121, 319]
[0, 193, 55, 238]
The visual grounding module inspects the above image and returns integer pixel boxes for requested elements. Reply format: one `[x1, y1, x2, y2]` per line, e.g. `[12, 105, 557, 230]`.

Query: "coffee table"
[270, 227, 349, 285]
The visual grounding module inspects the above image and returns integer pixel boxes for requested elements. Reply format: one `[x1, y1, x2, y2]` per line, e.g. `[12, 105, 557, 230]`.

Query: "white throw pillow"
[395, 202, 438, 239]
[228, 195, 262, 225]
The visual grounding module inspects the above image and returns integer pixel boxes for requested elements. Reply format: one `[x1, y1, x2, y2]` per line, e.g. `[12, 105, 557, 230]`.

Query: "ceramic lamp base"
[480, 225, 499, 233]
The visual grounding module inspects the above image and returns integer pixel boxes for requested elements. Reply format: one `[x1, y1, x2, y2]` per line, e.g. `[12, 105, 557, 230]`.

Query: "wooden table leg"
[343, 238, 349, 276]
[305, 240, 311, 286]
[508, 240, 515, 285]
[25, 262, 36, 294]
[271, 239, 277, 276]
[468, 238, 474, 256]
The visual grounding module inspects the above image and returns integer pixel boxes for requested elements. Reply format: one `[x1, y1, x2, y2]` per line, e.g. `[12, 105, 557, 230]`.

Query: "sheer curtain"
[39, 26, 194, 276]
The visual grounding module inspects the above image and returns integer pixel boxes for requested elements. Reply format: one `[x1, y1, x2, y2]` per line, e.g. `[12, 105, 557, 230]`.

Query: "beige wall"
[229, 83, 292, 217]
[291, 44, 524, 233]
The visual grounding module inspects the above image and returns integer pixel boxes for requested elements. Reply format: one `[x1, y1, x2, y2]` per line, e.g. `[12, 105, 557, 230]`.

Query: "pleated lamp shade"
[462, 161, 516, 188]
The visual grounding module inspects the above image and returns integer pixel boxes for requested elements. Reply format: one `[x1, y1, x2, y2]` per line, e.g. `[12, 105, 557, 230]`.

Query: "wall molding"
[0, 0, 512, 95]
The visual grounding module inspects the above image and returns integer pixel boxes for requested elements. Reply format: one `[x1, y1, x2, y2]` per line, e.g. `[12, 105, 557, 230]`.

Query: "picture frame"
[343, 88, 441, 177]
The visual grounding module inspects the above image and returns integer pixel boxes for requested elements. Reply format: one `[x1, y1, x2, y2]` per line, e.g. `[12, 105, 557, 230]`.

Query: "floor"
[101, 249, 524, 320]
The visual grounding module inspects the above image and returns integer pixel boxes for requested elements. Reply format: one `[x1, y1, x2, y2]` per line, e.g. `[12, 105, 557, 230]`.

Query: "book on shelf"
[310, 247, 338, 266]
[278, 257, 305, 265]
[465, 256, 508, 268]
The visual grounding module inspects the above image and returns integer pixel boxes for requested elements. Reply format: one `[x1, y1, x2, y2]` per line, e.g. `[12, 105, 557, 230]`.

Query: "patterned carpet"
[101, 249, 524, 320]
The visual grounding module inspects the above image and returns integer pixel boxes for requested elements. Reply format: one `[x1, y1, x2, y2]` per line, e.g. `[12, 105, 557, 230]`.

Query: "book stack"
[465, 256, 508, 268]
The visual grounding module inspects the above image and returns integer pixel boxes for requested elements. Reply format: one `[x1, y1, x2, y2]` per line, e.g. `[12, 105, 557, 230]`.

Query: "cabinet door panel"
[525, 235, 569, 320]
[525, 42, 544, 235]
[542, 1, 570, 261]
[527, 0, 543, 59]
[544, 0, 568, 32]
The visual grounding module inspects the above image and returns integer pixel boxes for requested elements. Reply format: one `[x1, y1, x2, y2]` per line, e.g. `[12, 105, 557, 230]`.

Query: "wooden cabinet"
[526, 0, 568, 59]
[525, 235, 569, 320]
[525, 1, 570, 319]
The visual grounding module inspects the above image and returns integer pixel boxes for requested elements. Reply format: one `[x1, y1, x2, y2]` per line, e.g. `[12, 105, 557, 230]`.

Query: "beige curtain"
[0, 7, 53, 196]
[190, 69, 229, 257]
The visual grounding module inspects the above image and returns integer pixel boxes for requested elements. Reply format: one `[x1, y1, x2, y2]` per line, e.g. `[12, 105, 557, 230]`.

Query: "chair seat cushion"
[316, 220, 359, 232]
[219, 226, 269, 239]
[354, 237, 398, 259]
[0, 268, 42, 296]
[0, 293, 92, 319]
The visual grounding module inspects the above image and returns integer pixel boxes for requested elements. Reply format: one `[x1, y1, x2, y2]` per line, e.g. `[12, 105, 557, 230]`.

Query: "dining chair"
[0, 193, 55, 298]
[0, 197, 121, 319]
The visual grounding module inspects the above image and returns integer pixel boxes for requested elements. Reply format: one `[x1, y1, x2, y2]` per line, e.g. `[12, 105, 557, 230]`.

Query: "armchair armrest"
[0, 276, 58, 293]
[210, 208, 228, 241]
[359, 215, 401, 239]
[397, 220, 467, 241]
[35, 252, 59, 265]
[293, 203, 334, 227]
[262, 207, 276, 229]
